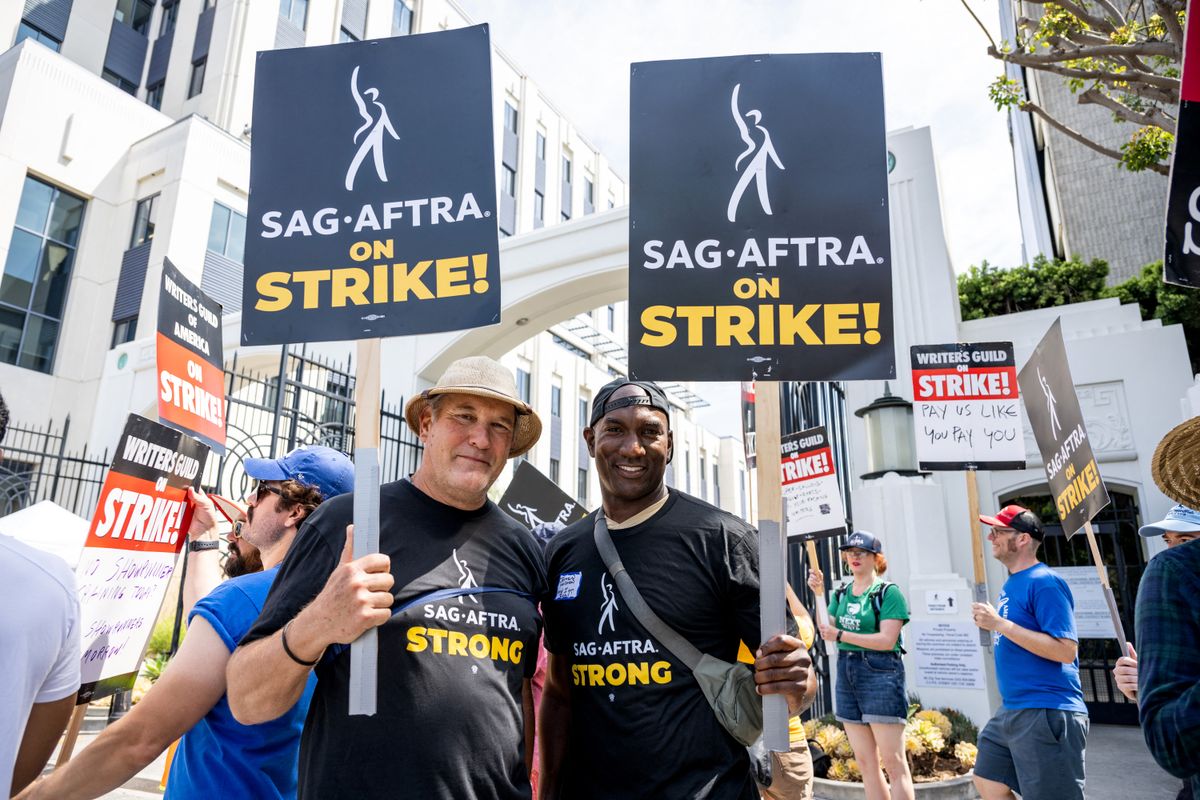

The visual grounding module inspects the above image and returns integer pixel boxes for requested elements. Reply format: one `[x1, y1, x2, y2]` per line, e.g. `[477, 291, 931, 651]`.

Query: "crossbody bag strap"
[592, 514, 703, 671]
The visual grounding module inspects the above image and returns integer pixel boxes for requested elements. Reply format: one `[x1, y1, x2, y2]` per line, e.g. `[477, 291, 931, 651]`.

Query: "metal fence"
[2, 346, 423, 522]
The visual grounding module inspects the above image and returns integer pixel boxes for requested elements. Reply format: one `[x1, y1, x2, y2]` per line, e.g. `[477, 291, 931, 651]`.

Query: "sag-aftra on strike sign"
[241, 25, 500, 345]
[628, 53, 894, 381]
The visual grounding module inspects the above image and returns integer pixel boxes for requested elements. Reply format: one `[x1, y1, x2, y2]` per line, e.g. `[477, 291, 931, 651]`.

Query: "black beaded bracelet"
[281, 620, 321, 667]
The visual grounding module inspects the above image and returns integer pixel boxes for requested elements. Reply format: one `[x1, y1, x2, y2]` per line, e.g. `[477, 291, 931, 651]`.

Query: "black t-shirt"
[241, 479, 547, 800]
[543, 490, 776, 800]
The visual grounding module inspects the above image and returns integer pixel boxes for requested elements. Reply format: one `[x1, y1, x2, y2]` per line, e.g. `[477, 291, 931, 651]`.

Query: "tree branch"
[990, 46, 1181, 92]
[1078, 86, 1177, 134]
[1092, 0, 1128, 26]
[1019, 0, 1119, 33]
[1021, 100, 1170, 175]
[1155, 0, 1186, 48]
[959, 0, 997, 51]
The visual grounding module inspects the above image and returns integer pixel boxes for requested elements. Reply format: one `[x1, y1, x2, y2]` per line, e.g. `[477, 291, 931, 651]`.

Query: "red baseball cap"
[979, 504, 1044, 539]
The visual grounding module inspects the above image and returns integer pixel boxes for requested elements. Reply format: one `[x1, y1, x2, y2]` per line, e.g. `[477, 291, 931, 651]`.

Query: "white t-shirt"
[0, 534, 80, 790]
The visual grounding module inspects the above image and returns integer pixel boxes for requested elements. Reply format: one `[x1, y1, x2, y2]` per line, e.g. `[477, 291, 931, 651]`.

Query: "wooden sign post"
[1083, 520, 1130, 657]
[964, 470, 991, 647]
[753, 382, 789, 754]
[804, 539, 835, 657]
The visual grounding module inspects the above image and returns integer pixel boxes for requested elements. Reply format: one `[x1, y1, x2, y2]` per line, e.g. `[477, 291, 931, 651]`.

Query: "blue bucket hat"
[839, 530, 883, 554]
[1138, 504, 1200, 538]
[243, 445, 354, 501]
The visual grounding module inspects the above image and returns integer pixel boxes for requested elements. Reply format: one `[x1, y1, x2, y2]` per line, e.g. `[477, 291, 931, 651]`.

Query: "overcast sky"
[454, 0, 1026, 436]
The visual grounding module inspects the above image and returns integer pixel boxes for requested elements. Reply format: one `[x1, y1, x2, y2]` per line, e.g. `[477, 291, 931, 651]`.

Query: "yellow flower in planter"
[827, 758, 850, 782]
[915, 709, 953, 740]
[954, 741, 978, 769]
[802, 718, 820, 740]
[904, 718, 946, 757]
[834, 736, 855, 759]
[815, 725, 847, 758]
[844, 757, 862, 781]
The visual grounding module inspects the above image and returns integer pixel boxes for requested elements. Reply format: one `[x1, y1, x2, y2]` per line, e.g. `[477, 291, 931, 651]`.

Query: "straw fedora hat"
[1151, 415, 1200, 509]
[404, 357, 542, 458]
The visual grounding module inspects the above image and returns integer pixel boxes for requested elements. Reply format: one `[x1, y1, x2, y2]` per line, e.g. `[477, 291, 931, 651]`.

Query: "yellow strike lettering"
[406, 626, 428, 653]
[757, 304, 776, 345]
[779, 304, 822, 345]
[293, 270, 331, 309]
[824, 303, 860, 344]
[447, 631, 469, 657]
[715, 306, 754, 345]
[427, 627, 448, 654]
[651, 660, 672, 684]
[627, 662, 649, 685]
[469, 634, 490, 658]
[640, 306, 677, 347]
[373, 264, 388, 304]
[676, 306, 715, 346]
[436, 257, 471, 298]
[393, 261, 435, 301]
[605, 663, 627, 685]
[587, 665, 605, 686]
[331, 268, 370, 307]
[255, 272, 292, 312]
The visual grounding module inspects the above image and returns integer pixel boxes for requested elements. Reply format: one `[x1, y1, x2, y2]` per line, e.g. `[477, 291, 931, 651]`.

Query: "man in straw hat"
[227, 357, 547, 800]
[538, 379, 815, 800]
[17, 445, 353, 800]
[1134, 418, 1200, 799]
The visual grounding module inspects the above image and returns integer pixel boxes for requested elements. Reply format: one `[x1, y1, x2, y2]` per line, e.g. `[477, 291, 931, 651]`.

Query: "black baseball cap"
[839, 530, 883, 554]
[589, 379, 671, 429]
[980, 504, 1045, 541]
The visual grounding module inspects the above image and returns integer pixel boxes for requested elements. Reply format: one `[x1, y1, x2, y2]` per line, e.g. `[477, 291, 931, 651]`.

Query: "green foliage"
[937, 706, 980, 746]
[957, 255, 1110, 320]
[1121, 126, 1175, 172]
[1110, 262, 1200, 373]
[988, 76, 1022, 110]
[145, 617, 184, 658]
[140, 651, 170, 682]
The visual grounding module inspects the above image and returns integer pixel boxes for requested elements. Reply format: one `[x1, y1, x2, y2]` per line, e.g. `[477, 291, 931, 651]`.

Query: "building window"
[684, 448, 691, 492]
[130, 194, 158, 248]
[606, 304, 615, 330]
[145, 81, 165, 110]
[584, 177, 594, 205]
[0, 176, 85, 374]
[740, 469, 747, 518]
[103, 70, 138, 96]
[16, 21, 61, 52]
[280, 0, 308, 29]
[392, 0, 413, 35]
[111, 316, 138, 347]
[712, 463, 720, 506]
[339, 27, 358, 42]
[159, 1, 179, 37]
[533, 190, 544, 225]
[535, 132, 546, 161]
[577, 467, 588, 504]
[561, 155, 572, 184]
[188, 58, 206, 98]
[579, 398, 588, 429]
[549, 458, 560, 484]
[700, 454, 707, 499]
[551, 385, 562, 417]
[207, 202, 246, 263]
[114, 0, 155, 35]
[501, 165, 516, 198]
[504, 102, 519, 135]
[516, 368, 531, 404]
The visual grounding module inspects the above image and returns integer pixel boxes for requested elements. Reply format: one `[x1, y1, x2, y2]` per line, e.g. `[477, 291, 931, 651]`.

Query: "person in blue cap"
[18, 445, 354, 800]
[808, 531, 914, 800]
[1111, 504, 1200, 704]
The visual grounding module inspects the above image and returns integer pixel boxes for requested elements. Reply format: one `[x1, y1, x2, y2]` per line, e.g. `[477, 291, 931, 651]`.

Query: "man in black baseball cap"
[539, 378, 815, 799]
[971, 504, 1088, 800]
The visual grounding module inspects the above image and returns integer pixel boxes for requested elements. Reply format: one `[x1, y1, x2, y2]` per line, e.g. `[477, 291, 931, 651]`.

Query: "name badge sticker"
[556, 571, 582, 600]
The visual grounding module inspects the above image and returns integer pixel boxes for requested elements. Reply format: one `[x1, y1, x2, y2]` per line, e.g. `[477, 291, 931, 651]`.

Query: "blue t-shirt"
[165, 566, 316, 800]
[993, 562, 1086, 712]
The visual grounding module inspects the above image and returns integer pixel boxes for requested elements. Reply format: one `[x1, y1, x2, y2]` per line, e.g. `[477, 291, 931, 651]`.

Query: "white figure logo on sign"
[726, 83, 785, 222]
[1038, 366, 1062, 441]
[345, 66, 400, 191]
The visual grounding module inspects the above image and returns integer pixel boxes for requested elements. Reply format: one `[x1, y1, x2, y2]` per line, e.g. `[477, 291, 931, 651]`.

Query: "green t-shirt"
[826, 578, 909, 653]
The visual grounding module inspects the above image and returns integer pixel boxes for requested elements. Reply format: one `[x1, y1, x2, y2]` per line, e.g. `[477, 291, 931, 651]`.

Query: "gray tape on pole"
[974, 583, 992, 647]
[349, 449, 381, 716]
[759, 516, 789, 753]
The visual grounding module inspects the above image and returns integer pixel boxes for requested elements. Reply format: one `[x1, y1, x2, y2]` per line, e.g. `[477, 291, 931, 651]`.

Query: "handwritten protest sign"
[157, 258, 225, 452]
[910, 342, 1024, 471]
[628, 53, 894, 381]
[75, 415, 208, 703]
[500, 460, 587, 533]
[241, 25, 500, 346]
[780, 426, 845, 539]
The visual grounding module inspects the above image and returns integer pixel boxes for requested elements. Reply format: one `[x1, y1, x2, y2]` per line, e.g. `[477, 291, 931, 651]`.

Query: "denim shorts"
[975, 706, 1088, 800]
[834, 650, 907, 725]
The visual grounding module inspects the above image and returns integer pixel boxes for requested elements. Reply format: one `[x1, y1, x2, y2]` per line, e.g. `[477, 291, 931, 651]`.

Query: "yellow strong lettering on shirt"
[406, 626, 524, 665]
[571, 661, 673, 687]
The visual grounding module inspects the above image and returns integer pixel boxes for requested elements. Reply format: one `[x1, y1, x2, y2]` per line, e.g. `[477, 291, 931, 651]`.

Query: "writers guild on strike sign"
[75, 415, 209, 702]
[780, 426, 846, 540]
[241, 25, 501, 346]
[157, 259, 225, 453]
[910, 342, 1025, 472]
[628, 53, 894, 382]
[1017, 320, 1109, 538]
